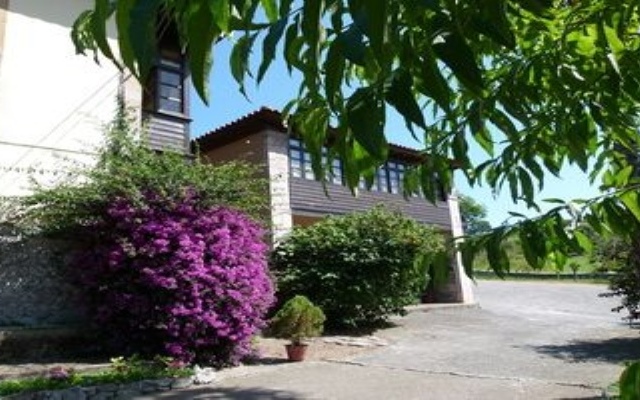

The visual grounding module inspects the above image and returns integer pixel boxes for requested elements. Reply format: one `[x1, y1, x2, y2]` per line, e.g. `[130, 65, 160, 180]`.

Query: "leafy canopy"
[72, 1, 640, 275]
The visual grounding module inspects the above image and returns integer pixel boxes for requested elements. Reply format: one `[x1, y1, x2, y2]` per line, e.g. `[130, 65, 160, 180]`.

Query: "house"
[0, 0, 190, 198]
[196, 107, 475, 304]
[0, 1, 192, 327]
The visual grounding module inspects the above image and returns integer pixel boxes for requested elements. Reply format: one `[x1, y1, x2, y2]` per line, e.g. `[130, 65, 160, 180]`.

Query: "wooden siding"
[144, 112, 189, 152]
[290, 177, 452, 229]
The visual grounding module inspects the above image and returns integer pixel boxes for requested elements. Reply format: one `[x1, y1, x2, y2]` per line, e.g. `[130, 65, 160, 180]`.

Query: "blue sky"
[190, 42, 601, 227]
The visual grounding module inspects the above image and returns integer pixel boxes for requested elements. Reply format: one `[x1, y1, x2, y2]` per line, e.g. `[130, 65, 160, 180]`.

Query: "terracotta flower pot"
[285, 343, 308, 362]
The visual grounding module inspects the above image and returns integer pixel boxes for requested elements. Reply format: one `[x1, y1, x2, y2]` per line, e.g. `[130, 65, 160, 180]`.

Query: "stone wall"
[8, 377, 194, 400]
[0, 224, 86, 327]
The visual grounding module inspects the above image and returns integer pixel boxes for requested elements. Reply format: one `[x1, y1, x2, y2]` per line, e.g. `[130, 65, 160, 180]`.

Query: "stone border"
[6, 376, 194, 399]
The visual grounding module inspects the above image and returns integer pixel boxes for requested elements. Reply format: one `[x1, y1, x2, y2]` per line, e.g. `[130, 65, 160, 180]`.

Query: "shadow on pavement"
[530, 337, 640, 363]
[140, 386, 305, 399]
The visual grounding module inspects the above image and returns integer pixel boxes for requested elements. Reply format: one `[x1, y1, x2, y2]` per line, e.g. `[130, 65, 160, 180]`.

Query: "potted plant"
[269, 295, 326, 362]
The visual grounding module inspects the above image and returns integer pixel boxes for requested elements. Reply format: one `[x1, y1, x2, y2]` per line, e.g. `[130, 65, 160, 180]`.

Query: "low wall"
[7, 377, 194, 399]
[0, 224, 87, 327]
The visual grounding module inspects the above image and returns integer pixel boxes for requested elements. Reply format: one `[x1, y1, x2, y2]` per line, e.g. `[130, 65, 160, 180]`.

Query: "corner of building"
[447, 190, 476, 304]
[264, 129, 293, 244]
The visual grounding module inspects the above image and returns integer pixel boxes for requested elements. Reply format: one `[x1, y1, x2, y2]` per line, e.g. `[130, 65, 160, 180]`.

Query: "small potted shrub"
[270, 295, 326, 361]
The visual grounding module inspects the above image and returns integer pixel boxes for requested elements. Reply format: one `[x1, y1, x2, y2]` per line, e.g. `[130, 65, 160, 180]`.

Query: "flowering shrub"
[77, 191, 274, 367]
[47, 367, 74, 381]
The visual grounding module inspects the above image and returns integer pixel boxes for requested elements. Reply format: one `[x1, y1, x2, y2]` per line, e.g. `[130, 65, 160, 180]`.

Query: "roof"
[193, 107, 430, 164]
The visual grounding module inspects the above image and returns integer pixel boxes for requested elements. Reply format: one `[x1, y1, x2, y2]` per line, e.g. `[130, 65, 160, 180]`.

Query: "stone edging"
[6, 376, 194, 400]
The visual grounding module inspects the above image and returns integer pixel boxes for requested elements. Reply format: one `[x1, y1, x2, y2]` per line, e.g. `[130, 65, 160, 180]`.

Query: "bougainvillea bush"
[78, 191, 274, 367]
[19, 107, 274, 367]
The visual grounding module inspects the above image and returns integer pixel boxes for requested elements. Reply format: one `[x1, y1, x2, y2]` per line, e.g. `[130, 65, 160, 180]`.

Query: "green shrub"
[270, 295, 325, 344]
[271, 206, 445, 330]
[0, 356, 192, 397]
[18, 105, 268, 236]
[16, 105, 273, 366]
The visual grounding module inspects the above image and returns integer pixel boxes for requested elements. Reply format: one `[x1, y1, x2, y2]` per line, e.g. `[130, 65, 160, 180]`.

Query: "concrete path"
[141, 281, 640, 399]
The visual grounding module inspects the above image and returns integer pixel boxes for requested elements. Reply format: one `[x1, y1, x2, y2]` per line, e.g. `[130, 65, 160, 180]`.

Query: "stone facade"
[264, 129, 293, 242]
[0, 225, 86, 327]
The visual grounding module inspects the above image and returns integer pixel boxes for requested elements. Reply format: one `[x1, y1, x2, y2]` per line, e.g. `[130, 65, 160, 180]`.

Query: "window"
[143, 22, 187, 117]
[289, 139, 344, 184]
[289, 139, 311, 179]
[156, 57, 185, 114]
[373, 165, 388, 192]
[330, 158, 343, 185]
[387, 162, 405, 194]
[287, 140, 419, 197]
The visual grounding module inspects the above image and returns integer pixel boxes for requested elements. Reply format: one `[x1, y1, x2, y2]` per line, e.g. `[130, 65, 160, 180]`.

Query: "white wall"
[448, 191, 476, 304]
[0, 1, 137, 196]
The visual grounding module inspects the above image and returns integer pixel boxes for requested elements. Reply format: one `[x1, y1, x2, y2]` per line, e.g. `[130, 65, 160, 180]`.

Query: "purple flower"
[74, 190, 274, 367]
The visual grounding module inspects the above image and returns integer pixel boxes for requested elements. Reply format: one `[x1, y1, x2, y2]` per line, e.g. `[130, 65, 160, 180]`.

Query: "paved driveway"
[144, 281, 640, 399]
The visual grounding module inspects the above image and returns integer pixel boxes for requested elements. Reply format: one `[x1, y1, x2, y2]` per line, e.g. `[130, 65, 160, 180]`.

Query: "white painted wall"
[0, 1, 139, 196]
[447, 191, 476, 304]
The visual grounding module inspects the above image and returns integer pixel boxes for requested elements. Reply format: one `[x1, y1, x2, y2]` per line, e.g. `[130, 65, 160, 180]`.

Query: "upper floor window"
[156, 55, 185, 114]
[288, 138, 446, 199]
[289, 138, 343, 184]
[143, 21, 188, 118]
[387, 162, 405, 194]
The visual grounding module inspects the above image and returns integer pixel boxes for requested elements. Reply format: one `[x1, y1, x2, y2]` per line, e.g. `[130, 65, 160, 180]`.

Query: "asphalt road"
[141, 281, 640, 399]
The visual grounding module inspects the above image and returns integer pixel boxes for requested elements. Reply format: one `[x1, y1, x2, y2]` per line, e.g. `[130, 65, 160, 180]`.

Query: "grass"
[0, 357, 192, 397]
[472, 270, 612, 285]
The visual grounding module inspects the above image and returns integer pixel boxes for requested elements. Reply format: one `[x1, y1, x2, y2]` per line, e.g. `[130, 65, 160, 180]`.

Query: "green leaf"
[601, 199, 629, 237]
[71, 10, 96, 56]
[362, 2, 388, 60]
[520, 226, 542, 269]
[186, 1, 220, 104]
[433, 31, 484, 96]
[384, 69, 426, 132]
[474, 0, 515, 48]
[257, 17, 288, 83]
[283, 18, 302, 73]
[518, 167, 535, 206]
[619, 361, 640, 400]
[542, 198, 566, 204]
[469, 102, 493, 155]
[485, 231, 509, 276]
[128, 0, 163, 80]
[573, 231, 593, 253]
[115, 1, 137, 77]
[518, 0, 553, 15]
[337, 26, 367, 66]
[210, 0, 231, 31]
[414, 44, 451, 112]
[301, 0, 322, 67]
[523, 158, 544, 190]
[91, 0, 116, 62]
[260, 0, 279, 22]
[324, 41, 346, 109]
[620, 191, 640, 223]
[603, 21, 624, 58]
[230, 33, 257, 97]
[346, 88, 388, 162]
[292, 107, 330, 180]
[460, 238, 482, 277]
